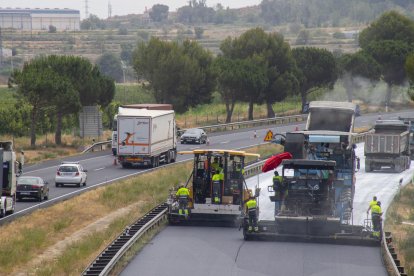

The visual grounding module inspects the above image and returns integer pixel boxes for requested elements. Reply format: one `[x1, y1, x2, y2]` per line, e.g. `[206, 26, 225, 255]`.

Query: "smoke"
[323, 76, 412, 106]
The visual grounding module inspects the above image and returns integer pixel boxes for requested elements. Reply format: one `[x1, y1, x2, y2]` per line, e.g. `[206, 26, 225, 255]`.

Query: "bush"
[48, 25, 57, 33]
[118, 27, 128, 35]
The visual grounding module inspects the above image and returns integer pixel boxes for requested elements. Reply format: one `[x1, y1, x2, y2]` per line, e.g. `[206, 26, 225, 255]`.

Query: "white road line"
[24, 154, 113, 174]
[220, 141, 230, 144]
[94, 167, 105, 171]
[189, 147, 200, 150]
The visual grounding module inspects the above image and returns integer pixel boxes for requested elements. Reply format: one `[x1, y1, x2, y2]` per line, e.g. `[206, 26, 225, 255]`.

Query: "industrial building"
[0, 8, 80, 31]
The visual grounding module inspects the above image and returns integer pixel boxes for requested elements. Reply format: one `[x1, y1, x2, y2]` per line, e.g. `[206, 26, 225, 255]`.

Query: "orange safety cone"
[254, 130, 257, 139]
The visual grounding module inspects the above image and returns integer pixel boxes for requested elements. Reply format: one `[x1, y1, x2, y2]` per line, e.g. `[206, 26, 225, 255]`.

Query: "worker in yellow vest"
[246, 196, 259, 232]
[371, 201, 383, 239]
[366, 196, 378, 215]
[176, 184, 190, 217]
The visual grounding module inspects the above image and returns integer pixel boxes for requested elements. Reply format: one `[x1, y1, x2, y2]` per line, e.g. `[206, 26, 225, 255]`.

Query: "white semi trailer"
[116, 108, 177, 168]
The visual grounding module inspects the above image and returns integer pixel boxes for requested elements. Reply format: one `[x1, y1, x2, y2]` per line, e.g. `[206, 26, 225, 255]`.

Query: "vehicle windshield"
[59, 166, 79, 172]
[185, 129, 200, 135]
[18, 177, 40, 185]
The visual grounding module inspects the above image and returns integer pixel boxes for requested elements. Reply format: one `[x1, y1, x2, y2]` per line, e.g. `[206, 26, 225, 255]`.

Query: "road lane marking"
[189, 147, 200, 150]
[220, 141, 230, 144]
[24, 154, 113, 174]
[94, 167, 105, 171]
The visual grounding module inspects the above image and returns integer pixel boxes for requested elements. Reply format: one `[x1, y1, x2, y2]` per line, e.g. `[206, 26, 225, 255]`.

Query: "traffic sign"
[264, 130, 274, 142]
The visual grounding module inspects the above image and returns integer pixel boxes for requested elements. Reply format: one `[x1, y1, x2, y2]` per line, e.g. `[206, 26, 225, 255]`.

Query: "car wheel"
[38, 193, 43, 202]
[44, 193, 49, 200]
[55, 182, 60, 187]
[77, 181, 81, 188]
[83, 179, 87, 186]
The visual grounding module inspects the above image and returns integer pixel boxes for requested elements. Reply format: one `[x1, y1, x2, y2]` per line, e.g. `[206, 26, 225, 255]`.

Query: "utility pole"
[85, 0, 89, 18]
[108, 2, 112, 18]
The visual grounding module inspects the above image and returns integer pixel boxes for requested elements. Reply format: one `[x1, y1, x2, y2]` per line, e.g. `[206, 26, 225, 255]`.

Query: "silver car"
[55, 162, 87, 187]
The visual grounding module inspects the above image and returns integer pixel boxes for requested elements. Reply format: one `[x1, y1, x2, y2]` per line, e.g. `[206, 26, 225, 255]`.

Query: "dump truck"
[397, 116, 414, 160]
[167, 149, 260, 225]
[0, 141, 20, 217]
[243, 101, 377, 245]
[111, 104, 173, 155]
[116, 108, 177, 168]
[364, 120, 410, 173]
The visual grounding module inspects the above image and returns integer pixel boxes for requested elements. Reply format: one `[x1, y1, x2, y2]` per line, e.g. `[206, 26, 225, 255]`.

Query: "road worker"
[211, 157, 220, 172]
[212, 165, 224, 203]
[273, 171, 286, 213]
[366, 196, 378, 214]
[246, 196, 259, 232]
[371, 201, 383, 239]
[176, 184, 190, 217]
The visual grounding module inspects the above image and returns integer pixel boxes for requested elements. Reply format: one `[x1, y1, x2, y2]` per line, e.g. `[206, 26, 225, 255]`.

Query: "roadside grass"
[0, 143, 275, 275]
[384, 183, 414, 274]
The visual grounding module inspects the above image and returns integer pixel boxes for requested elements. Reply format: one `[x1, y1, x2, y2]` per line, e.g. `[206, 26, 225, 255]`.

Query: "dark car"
[180, 128, 207, 144]
[17, 176, 49, 202]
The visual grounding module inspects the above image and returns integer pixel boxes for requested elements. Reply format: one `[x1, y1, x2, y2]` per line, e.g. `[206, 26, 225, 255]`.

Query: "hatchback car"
[55, 162, 87, 187]
[16, 176, 49, 202]
[180, 128, 207, 144]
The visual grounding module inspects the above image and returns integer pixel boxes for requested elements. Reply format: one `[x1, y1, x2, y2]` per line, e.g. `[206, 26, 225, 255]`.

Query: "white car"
[55, 162, 87, 187]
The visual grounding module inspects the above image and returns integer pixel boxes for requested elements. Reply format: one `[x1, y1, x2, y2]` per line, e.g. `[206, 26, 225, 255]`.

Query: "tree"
[133, 38, 215, 113]
[220, 28, 298, 118]
[339, 51, 381, 102]
[48, 25, 57, 33]
[359, 11, 414, 49]
[96, 52, 124, 82]
[292, 47, 338, 109]
[194, 27, 204, 39]
[9, 55, 115, 146]
[296, 29, 310, 45]
[359, 11, 414, 105]
[9, 58, 68, 147]
[149, 4, 169, 22]
[80, 14, 106, 30]
[406, 53, 414, 83]
[120, 43, 134, 65]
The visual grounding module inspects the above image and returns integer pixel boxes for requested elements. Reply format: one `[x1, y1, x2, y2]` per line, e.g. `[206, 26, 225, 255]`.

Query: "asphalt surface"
[3, 110, 413, 275]
[121, 227, 386, 276]
[121, 111, 414, 276]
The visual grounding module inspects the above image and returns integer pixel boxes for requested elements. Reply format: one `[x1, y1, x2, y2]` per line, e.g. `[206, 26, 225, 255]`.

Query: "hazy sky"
[0, 1, 260, 19]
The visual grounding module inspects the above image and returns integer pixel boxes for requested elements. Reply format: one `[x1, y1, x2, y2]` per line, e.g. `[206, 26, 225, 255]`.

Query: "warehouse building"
[0, 8, 80, 31]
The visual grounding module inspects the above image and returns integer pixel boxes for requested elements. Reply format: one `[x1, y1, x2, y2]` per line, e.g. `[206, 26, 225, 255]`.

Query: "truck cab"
[0, 141, 19, 217]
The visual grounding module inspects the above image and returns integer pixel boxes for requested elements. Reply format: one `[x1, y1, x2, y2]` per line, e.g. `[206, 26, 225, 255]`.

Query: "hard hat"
[377, 201, 381, 206]
[274, 171, 279, 176]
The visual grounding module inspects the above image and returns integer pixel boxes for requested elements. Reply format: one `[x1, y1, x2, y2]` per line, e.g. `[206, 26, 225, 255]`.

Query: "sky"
[0, 0, 260, 19]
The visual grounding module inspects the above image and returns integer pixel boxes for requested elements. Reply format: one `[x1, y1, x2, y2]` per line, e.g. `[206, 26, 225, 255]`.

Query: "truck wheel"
[365, 161, 372, 172]
[166, 151, 171, 164]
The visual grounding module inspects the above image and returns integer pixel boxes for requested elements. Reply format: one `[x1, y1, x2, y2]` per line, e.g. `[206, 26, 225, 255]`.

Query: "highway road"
[5, 110, 413, 218]
[3, 110, 412, 274]
[121, 111, 414, 276]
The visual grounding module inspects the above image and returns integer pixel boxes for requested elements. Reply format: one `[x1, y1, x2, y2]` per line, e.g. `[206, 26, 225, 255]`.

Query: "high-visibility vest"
[246, 199, 257, 210]
[369, 200, 377, 209]
[212, 162, 220, 171]
[371, 204, 382, 214]
[176, 187, 190, 197]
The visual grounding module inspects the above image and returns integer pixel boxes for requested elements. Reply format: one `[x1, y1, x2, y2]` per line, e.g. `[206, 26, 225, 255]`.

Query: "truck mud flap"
[275, 216, 341, 236]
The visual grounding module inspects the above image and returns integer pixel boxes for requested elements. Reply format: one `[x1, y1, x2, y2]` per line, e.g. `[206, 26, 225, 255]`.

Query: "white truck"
[0, 141, 20, 217]
[116, 108, 177, 168]
[111, 104, 173, 156]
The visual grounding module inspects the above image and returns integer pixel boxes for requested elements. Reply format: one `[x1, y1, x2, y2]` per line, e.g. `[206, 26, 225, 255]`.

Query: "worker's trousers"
[178, 197, 188, 215]
[248, 209, 257, 227]
[372, 213, 382, 238]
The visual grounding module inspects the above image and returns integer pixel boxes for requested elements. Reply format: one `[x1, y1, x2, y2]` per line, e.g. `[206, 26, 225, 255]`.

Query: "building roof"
[0, 8, 80, 15]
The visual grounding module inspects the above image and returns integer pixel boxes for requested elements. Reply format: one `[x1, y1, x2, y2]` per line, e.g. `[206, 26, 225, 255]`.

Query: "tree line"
[81, 0, 413, 29]
[133, 11, 414, 122]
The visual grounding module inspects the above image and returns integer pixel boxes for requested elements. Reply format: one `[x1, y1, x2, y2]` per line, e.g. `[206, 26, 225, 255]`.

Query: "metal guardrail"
[81, 140, 112, 154]
[82, 115, 307, 154]
[82, 203, 168, 276]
